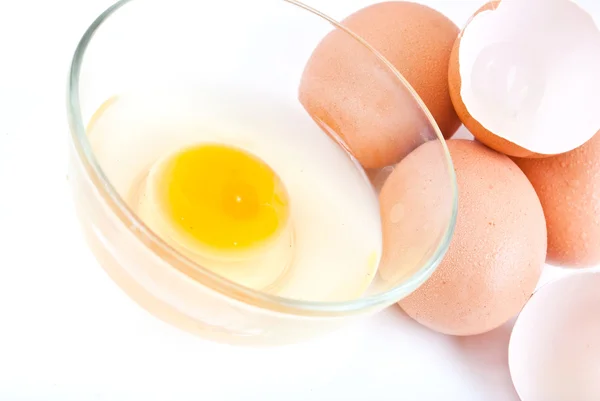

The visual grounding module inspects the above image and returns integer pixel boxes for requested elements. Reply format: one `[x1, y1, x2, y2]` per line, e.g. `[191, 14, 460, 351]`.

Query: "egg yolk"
[154, 144, 290, 255]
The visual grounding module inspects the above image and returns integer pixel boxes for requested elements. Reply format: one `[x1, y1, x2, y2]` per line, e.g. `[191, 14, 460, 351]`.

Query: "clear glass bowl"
[67, 0, 458, 345]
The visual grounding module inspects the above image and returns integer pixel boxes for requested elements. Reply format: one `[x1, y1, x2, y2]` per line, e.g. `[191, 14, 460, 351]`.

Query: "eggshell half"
[448, 1, 543, 157]
[448, 1, 536, 158]
[399, 139, 547, 336]
[449, 0, 600, 158]
[509, 272, 600, 401]
[300, 1, 460, 169]
[513, 131, 600, 267]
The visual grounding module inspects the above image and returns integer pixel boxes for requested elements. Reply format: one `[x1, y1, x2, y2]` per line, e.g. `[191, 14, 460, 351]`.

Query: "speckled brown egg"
[398, 139, 546, 336]
[299, 1, 461, 169]
[513, 131, 600, 267]
[378, 140, 455, 285]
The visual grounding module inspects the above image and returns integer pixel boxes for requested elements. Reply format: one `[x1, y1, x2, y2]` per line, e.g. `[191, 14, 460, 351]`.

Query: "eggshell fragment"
[513, 131, 600, 267]
[299, 1, 460, 169]
[449, 0, 600, 157]
[509, 272, 600, 401]
[398, 140, 546, 336]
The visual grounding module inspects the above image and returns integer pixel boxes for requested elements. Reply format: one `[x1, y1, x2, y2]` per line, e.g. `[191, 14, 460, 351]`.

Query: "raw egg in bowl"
[67, 0, 458, 345]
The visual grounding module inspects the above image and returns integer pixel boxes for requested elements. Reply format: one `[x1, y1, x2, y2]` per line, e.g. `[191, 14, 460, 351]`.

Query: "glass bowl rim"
[67, 0, 458, 317]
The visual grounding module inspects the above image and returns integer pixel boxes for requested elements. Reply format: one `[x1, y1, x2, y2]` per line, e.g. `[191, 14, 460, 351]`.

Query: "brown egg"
[299, 1, 460, 169]
[398, 139, 546, 336]
[513, 131, 600, 267]
[378, 140, 454, 285]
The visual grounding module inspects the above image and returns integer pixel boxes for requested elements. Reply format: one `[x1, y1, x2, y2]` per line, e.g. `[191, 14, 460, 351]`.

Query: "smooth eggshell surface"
[509, 272, 600, 401]
[513, 131, 600, 267]
[299, 1, 460, 169]
[399, 139, 547, 336]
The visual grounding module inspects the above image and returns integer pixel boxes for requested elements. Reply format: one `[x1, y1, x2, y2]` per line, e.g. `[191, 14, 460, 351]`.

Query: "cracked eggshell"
[300, 1, 461, 169]
[513, 130, 600, 267]
[509, 272, 600, 401]
[449, 0, 600, 158]
[399, 140, 547, 336]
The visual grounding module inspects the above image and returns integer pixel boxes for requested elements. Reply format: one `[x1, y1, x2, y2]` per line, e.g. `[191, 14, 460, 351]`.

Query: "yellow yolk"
[153, 144, 290, 257]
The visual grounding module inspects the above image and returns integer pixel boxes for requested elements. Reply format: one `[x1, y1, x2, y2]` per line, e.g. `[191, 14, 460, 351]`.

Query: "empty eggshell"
[448, 0, 600, 158]
[513, 131, 600, 267]
[299, 1, 461, 169]
[509, 272, 600, 401]
[398, 140, 547, 336]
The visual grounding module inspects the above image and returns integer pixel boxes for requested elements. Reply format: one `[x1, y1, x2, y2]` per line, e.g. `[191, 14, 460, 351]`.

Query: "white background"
[0, 1, 598, 400]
